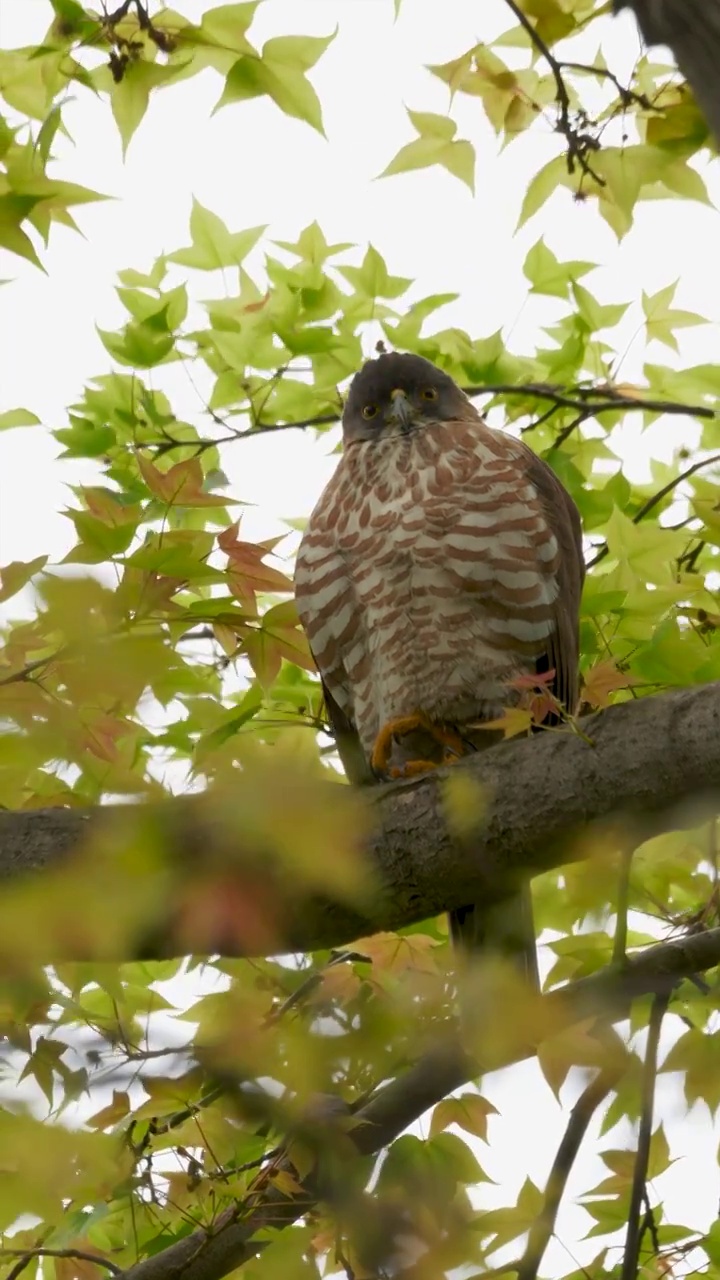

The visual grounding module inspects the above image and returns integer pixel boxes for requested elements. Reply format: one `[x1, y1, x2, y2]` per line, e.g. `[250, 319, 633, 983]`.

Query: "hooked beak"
[386, 387, 416, 432]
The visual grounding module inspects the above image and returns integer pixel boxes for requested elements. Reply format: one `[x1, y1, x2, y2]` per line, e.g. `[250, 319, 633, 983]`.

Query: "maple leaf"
[219, 521, 294, 610]
[581, 661, 640, 709]
[506, 667, 556, 691]
[473, 707, 533, 739]
[351, 931, 438, 975]
[137, 455, 229, 507]
[529, 691, 563, 724]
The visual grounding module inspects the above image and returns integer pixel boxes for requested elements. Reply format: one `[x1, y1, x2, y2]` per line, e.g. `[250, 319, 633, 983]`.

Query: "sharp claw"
[389, 760, 438, 778]
[371, 714, 467, 776]
[370, 713, 429, 773]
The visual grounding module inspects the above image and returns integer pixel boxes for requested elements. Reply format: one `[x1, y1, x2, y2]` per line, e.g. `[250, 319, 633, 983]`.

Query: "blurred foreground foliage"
[1, 2, 720, 1279]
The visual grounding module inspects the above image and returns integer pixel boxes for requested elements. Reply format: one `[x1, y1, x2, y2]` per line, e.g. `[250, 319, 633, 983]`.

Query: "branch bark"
[1, 683, 720, 960]
[615, 0, 720, 144]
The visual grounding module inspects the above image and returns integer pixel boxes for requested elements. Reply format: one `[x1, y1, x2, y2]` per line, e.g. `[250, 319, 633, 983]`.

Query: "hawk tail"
[449, 885, 539, 990]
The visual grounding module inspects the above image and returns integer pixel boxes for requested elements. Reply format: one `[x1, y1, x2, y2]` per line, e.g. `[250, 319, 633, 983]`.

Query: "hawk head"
[342, 352, 472, 444]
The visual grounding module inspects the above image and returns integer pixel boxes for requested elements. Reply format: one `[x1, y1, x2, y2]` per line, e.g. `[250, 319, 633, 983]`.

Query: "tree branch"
[144, 381, 715, 455]
[0, 1251, 121, 1278]
[516, 1068, 618, 1280]
[2, 684, 720, 960]
[621, 993, 669, 1280]
[615, 0, 720, 144]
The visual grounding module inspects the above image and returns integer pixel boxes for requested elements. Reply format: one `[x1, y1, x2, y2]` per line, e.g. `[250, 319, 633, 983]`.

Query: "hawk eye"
[421, 387, 438, 401]
[362, 403, 379, 420]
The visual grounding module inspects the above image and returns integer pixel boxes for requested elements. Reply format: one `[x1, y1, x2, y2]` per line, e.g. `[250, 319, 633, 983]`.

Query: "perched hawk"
[294, 353, 584, 983]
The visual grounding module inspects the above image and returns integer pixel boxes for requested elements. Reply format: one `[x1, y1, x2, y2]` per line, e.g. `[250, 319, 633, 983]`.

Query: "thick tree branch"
[116, 927, 720, 1280]
[2, 684, 720, 959]
[615, 0, 720, 144]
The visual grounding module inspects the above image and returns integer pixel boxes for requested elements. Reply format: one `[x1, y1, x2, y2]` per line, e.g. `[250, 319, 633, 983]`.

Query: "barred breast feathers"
[294, 416, 568, 751]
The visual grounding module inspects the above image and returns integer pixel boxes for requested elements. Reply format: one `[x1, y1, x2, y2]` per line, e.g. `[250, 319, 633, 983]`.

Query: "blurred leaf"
[430, 1094, 498, 1142]
[0, 408, 41, 430]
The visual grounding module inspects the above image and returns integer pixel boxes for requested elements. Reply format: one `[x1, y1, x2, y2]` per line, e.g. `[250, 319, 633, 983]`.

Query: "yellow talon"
[370, 713, 432, 773]
[389, 760, 438, 779]
[370, 713, 468, 775]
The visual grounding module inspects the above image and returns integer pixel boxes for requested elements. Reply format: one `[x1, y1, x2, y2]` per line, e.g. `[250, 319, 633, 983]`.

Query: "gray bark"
[615, 0, 720, 142]
[0, 683, 718, 959]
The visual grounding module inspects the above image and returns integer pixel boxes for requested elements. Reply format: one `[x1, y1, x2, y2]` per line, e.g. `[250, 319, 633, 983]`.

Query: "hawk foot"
[389, 754, 461, 779]
[389, 760, 437, 778]
[370, 713, 466, 775]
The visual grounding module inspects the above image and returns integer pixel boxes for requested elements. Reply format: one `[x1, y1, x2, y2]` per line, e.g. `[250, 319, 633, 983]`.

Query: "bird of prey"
[294, 353, 584, 984]
[615, 0, 720, 144]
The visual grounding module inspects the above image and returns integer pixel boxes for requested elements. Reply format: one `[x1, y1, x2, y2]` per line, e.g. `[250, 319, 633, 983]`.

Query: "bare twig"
[546, 409, 594, 453]
[517, 1069, 619, 1280]
[0, 1249, 121, 1278]
[586, 451, 720, 570]
[140, 379, 716, 456]
[621, 993, 670, 1280]
[639, 1187, 661, 1257]
[559, 60, 656, 110]
[502, 0, 604, 182]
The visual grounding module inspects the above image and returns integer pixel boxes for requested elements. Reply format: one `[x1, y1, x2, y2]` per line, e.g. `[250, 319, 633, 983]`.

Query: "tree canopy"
[1, 3, 720, 1279]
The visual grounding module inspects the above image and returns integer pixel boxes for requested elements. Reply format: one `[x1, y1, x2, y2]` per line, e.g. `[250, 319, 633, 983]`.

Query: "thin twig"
[639, 1187, 661, 1257]
[495, 384, 714, 420]
[502, 0, 605, 182]
[586, 451, 720, 570]
[614, 847, 634, 965]
[0, 1250, 121, 1277]
[517, 1069, 619, 1280]
[621, 993, 670, 1280]
[142, 380, 715, 457]
[145, 951, 367, 1145]
[546, 409, 594, 453]
[558, 60, 657, 110]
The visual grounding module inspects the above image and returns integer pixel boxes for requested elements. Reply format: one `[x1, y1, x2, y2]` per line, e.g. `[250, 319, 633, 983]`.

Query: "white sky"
[1, 0, 719, 1273]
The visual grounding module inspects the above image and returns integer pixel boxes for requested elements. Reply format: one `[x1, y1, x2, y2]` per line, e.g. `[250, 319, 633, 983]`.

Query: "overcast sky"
[1, 1, 719, 1272]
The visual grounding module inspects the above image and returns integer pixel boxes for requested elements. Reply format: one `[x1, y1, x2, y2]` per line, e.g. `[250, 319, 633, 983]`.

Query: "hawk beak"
[387, 388, 415, 431]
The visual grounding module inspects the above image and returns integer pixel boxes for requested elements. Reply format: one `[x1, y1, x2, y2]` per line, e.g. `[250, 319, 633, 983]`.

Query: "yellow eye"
[362, 403, 379, 420]
[421, 387, 438, 401]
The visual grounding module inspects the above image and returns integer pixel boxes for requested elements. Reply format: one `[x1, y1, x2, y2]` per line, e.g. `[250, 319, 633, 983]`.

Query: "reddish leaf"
[506, 668, 556, 691]
[81, 487, 141, 526]
[137, 455, 228, 507]
[173, 874, 283, 955]
[581, 661, 639, 709]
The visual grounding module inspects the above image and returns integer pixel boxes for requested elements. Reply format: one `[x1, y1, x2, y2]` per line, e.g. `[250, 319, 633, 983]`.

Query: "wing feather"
[320, 677, 374, 786]
[512, 437, 585, 714]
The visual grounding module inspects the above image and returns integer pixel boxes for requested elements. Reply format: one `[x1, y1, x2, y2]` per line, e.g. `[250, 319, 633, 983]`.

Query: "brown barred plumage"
[295, 353, 584, 982]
